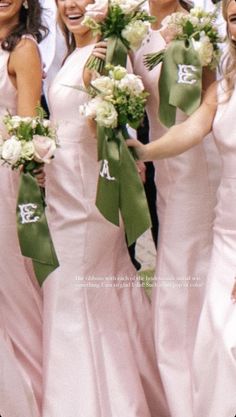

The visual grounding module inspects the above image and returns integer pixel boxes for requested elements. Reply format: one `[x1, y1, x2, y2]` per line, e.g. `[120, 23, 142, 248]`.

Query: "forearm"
[141, 122, 203, 161]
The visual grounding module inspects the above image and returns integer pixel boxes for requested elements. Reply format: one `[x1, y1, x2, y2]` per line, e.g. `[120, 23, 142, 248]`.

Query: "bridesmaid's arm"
[8, 38, 44, 186]
[128, 82, 218, 162]
[8, 37, 42, 116]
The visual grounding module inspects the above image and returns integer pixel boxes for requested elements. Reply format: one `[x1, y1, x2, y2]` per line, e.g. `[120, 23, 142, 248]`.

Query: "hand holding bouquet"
[82, 0, 155, 72]
[80, 65, 151, 245]
[143, 7, 223, 127]
[145, 7, 223, 70]
[0, 108, 59, 286]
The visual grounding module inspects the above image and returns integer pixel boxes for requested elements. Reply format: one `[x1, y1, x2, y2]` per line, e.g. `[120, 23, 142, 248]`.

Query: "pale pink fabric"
[133, 29, 221, 417]
[0, 313, 40, 417]
[0, 44, 43, 412]
[43, 44, 169, 417]
[192, 83, 236, 417]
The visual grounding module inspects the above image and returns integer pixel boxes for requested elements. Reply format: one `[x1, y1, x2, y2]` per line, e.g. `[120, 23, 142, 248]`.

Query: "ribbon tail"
[95, 129, 120, 226]
[16, 173, 59, 286]
[106, 37, 128, 67]
[119, 131, 151, 246]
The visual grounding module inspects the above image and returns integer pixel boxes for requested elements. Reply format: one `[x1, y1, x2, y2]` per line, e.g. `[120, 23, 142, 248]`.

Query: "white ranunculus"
[118, 73, 144, 95]
[2, 136, 22, 164]
[21, 141, 35, 160]
[79, 97, 104, 118]
[192, 36, 213, 66]
[122, 20, 150, 51]
[91, 76, 115, 98]
[110, 0, 141, 14]
[109, 65, 127, 81]
[95, 101, 118, 128]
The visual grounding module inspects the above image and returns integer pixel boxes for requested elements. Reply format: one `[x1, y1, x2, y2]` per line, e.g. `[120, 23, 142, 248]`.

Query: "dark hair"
[179, 0, 193, 12]
[1, 0, 48, 51]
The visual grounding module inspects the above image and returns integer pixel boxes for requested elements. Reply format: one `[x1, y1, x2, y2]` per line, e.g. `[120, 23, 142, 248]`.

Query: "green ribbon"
[158, 39, 202, 127]
[106, 36, 128, 67]
[96, 125, 151, 246]
[16, 173, 59, 286]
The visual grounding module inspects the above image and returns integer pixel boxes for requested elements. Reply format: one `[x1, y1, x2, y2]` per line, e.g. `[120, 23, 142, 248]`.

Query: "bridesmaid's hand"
[126, 138, 147, 161]
[83, 41, 107, 88]
[136, 160, 146, 183]
[231, 280, 236, 303]
[33, 167, 45, 188]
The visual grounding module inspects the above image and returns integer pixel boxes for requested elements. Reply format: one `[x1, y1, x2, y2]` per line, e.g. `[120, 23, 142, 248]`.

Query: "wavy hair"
[1, 0, 48, 51]
[221, 0, 236, 99]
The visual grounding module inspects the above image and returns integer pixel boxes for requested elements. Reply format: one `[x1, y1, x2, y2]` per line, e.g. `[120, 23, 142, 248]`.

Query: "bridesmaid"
[42, 1, 168, 416]
[129, 1, 236, 415]
[132, 1, 221, 416]
[0, 0, 47, 412]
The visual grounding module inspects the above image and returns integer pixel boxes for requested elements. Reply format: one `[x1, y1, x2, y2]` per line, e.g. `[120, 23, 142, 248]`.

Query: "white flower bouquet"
[83, 0, 155, 72]
[145, 6, 223, 70]
[80, 64, 148, 129]
[1, 109, 58, 172]
[0, 108, 59, 286]
[79, 65, 151, 245]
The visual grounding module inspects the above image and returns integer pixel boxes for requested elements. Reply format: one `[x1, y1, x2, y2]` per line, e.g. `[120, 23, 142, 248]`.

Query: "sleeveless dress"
[192, 83, 236, 417]
[0, 41, 42, 414]
[133, 29, 221, 417]
[42, 44, 169, 417]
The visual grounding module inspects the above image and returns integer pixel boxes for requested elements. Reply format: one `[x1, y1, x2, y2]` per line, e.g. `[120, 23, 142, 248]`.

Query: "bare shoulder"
[9, 37, 41, 75]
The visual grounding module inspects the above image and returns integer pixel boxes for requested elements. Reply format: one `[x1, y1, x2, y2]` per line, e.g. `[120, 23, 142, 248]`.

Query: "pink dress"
[43, 44, 169, 417]
[133, 29, 221, 417]
[192, 82, 236, 417]
[0, 312, 39, 417]
[0, 43, 42, 413]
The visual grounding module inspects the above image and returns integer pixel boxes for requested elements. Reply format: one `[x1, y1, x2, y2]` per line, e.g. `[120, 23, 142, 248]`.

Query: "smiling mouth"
[67, 14, 83, 21]
[0, 2, 11, 8]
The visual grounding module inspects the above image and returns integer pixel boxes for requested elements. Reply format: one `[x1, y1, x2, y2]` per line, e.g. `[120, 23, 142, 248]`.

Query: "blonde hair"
[221, 0, 236, 99]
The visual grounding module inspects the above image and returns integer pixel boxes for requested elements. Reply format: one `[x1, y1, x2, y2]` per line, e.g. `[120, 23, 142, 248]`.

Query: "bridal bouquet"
[83, 0, 155, 72]
[144, 7, 223, 127]
[80, 65, 151, 245]
[0, 109, 59, 286]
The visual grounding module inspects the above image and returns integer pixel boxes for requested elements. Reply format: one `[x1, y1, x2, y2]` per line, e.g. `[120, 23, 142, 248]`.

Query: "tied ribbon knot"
[157, 39, 202, 127]
[96, 125, 151, 246]
[17, 173, 59, 286]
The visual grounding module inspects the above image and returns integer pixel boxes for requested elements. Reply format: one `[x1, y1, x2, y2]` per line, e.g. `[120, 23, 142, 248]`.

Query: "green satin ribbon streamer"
[106, 36, 128, 67]
[16, 173, 59, 286]
[96, 125, 151, 246]
[158, 39, 202, 127]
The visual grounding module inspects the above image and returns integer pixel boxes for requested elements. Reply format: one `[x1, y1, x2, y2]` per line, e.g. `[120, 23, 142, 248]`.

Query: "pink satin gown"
[133, 29, 221, 417]
[192, 82, 236, 417]
[0, 42, 42, 413]
[42, 44, 169, 417]
[0, 312, 40, 417]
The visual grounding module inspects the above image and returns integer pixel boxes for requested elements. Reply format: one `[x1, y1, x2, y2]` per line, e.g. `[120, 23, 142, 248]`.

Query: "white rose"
[10, 115, 22, 129]
[122, 20, 150, 51]
[43, 119, 51, 128]
[21, 141, 35, 160]
[84, 0, 108, 22]
[118, 73, 144, 95]
[91, 76, 115, 98]
[110, 0, 141, 14]
[192, 36, 213, 66]
[95, 101, 118, 128]
[80, 97, 104, 118]
[2, 136, 22, 164]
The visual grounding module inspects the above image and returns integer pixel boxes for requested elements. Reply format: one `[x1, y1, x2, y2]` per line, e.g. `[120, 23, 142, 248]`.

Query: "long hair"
[221, 0, 236, 99]
[1, 0, 48, 51]
[56, 9, 76, 60]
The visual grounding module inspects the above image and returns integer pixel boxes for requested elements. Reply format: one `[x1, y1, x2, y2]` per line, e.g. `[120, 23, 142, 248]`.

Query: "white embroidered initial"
[100, 159, 115, 181]
[177, 64, 197, 85]
[18, 204, 40, 224]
